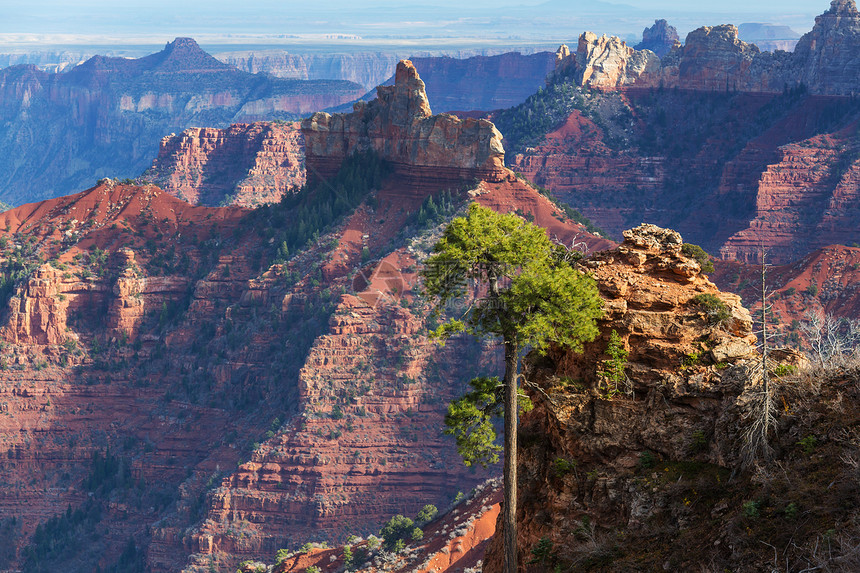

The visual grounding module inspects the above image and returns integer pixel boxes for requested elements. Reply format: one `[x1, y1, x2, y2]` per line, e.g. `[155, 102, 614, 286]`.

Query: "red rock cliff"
[140, 122, 306, 207]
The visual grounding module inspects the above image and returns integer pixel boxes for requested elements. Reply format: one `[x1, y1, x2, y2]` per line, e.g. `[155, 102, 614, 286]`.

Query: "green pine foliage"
[494, 78, 602, 156]
[414, 504, 438, 526]
[443, 376, 534, 467]
[423, 203, 603, 465]
[83, 449, 132, 495]
[22, 500, 102, 570]
[412, 189, 459, 229]
[681, 243, 715, 274]
[598, 330, 630, 398]
[379, 514, 417, 552]
[692, 293, 732, 326]
[0, 235, 43, 311]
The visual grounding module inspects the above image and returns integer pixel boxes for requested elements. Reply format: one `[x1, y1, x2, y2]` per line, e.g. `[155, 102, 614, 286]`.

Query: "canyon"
[0, 37, 364, 206]
[0, 58, 607, 572]
[3, 2, 860, 571]
[507, 87, 860, 265]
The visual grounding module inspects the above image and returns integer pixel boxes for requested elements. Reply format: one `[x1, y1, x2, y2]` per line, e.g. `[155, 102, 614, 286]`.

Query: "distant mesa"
[738, 23, 801, 52]
[0, 37, 365, 205]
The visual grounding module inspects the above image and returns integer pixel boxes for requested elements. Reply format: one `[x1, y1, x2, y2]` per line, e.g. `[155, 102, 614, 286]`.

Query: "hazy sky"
[0, 0, 833, 48]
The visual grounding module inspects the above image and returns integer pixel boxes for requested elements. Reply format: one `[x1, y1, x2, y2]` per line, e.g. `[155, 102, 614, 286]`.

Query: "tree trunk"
[503, 338, 518, 573]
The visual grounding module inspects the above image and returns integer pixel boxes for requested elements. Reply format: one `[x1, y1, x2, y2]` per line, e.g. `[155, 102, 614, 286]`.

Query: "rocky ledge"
[301, 60, 509, 187]
[483, 224, 777, 570]
[554, 0, 860, 95]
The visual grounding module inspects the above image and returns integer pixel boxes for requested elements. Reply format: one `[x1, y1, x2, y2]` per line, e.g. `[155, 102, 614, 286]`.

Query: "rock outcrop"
[634, 19, 680, 58]
[263, 479, 502, 573]
[571, 32, 661, 89]
[479, 224, 769, 571]
[794, 0, 860, 94]
[480, 225, 860, 572]
[140, 122, 306, 207]
[553, 1, 860, 94]
[301, 60, 510, 188]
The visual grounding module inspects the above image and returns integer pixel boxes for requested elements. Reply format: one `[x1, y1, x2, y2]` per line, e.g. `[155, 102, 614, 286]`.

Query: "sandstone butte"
[0, 58, 611, 572]
[552, 0, 860, 95]
[301, 60, 510, 190]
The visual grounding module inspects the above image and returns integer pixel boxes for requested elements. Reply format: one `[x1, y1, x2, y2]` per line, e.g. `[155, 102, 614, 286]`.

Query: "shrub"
[342, 545, 353, 569]
[681, 243, 715, 273]
[690, 430, 708, 453]
[275, 548, 290, 564]
[380, 515, 417, 551]
[691, 293, 732, 326]
[743, 500, 761, 518]
[414, 504, 438, 526]
[797, 435, 817, 455]
[598, 330, 629, 397]
[529, 536, 557, 566]
[553, 457, 577, 477]
[639, 450, 656, 469]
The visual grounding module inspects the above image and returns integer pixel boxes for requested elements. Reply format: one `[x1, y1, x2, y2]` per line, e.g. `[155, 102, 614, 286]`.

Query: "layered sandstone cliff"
[215, 51, 398, 90]
[720, 121, 860, 263]
[554, 0, 860, 95]
[794, 0, 860, 94]
[140, 122, 306, 207]
[510, 82, 860, 263]
[188, 294, 497, 563]
[301, 60, 509, 187]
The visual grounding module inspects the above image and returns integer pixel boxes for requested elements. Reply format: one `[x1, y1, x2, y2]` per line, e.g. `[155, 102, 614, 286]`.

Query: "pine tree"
[421, 203, 603, 572]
